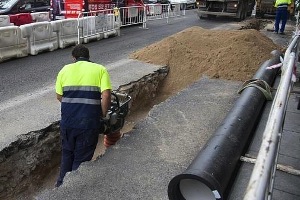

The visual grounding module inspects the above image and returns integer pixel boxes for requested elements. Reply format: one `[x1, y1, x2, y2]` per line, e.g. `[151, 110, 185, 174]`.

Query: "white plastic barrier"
[31, 12, 50, 22]
[0, 26, 28, 62]
[20, 21, 58, 55]
[0, 15, 14, 27]
[51, 19, 78, 48]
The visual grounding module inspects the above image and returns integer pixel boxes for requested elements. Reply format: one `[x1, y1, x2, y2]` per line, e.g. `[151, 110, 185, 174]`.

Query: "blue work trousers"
[274, 7, 288, 33]
[56, 128, 99, 187]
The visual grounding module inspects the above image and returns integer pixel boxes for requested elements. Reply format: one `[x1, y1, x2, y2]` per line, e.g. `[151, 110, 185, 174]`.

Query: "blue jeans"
[56, 128, 99, 187]
[274, 7, 288, 33]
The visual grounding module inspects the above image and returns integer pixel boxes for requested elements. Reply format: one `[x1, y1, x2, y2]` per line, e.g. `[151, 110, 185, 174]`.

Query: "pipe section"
[168, 50, 282, 200]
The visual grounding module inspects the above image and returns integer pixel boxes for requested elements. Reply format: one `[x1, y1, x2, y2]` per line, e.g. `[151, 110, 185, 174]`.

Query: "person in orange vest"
[274, 0, 292, 34]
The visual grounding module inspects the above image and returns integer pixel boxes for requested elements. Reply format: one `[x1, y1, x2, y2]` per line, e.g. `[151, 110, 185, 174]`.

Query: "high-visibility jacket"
[274, 0, 292, 8]
[56, 59, 112, 129]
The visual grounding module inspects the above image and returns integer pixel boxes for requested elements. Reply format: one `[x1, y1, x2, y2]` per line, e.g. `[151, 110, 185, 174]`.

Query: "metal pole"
[77, 13, 82, 44]
[167, 4, 170, 24]
[284, 35, 299, 62]
[244, 52, 296, 200]
[143, 5, 147, 29]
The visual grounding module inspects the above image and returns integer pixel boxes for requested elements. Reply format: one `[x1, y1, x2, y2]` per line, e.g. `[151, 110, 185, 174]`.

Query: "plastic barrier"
[31, 12, 51, 22]
[51, 19, 78, 49]
[9, 13, 33, 26]
[20, 22, 58, 55]
[0, 15, 14, 27]
[0, 26, 28, 62]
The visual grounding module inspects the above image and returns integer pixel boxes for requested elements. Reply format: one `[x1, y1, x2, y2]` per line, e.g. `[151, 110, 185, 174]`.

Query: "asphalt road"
[0, 10, 237, 103]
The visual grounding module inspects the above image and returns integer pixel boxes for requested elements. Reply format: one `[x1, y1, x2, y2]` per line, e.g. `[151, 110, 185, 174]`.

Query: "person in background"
[55, 44, 112, 187]
[274, 0, 292, 34]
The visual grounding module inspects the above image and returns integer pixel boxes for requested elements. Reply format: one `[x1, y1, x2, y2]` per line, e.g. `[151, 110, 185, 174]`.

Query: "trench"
[0, 67, 169, 200]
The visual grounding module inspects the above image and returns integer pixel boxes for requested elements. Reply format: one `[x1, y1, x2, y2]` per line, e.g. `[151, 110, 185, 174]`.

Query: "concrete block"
[0, 26, 28, 62]
[20, 21, 58, 55]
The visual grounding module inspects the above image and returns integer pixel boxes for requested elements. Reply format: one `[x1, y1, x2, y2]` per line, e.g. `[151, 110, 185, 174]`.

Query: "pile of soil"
[130, 26, 281, 98]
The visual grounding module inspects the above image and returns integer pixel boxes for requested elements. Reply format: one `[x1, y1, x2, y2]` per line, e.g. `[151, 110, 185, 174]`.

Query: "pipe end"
[168, 174, 222, 200]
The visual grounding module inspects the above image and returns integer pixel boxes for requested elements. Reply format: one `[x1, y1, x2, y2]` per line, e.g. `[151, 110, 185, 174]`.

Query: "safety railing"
[243, 32, 299, 200]
[77, 9, 121, 44]
[119, 4, 185, 27]
[146, 3, 185, 23]
[119, 6, 146, 27]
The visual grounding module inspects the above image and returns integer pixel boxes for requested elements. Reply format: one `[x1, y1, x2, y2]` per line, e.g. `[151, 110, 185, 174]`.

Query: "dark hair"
[72, 44, 90, 59]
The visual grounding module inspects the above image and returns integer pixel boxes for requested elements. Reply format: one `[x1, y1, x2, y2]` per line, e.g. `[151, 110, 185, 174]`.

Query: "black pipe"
[168, 50, 282, 200]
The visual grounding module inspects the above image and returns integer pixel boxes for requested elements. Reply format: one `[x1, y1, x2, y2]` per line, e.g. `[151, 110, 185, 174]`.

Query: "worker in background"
[55, 44, 112, 187]
[274, 0, 292, 34]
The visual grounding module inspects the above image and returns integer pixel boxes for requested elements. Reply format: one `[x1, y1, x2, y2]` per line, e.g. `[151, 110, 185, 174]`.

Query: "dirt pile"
[130, 26, 281, 98]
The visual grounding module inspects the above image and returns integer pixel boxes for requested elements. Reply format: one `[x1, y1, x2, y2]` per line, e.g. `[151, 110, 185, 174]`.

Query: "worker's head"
[72, 44, 90, 60]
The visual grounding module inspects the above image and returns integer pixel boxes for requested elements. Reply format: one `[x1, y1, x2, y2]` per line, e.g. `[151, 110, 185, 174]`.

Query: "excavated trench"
[0, 18, 283, 200]
[0, 67, 169, 200]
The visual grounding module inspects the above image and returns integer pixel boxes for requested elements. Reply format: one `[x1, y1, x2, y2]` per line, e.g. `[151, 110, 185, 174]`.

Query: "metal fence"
[77, 9, 121, 44]
[145, 3, 185, 23]
[77, 4, 185, 43]
[243, 29, 299, 200]
[119, 4, 185, 27]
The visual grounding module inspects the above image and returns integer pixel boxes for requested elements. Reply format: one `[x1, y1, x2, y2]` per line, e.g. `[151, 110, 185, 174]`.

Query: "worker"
[55, 44, 112, 187]
[274, 0, 292, 34]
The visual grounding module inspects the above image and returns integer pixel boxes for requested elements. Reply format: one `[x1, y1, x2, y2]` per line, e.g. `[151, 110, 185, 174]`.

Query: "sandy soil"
[130, 26, 280, 98]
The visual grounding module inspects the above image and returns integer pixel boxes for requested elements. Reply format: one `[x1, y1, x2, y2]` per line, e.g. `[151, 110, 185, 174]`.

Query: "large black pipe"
[168, 50, 282, 200]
